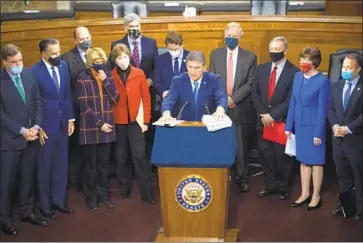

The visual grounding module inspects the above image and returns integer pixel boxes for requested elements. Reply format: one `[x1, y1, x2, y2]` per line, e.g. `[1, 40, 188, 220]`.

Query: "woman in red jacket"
[110, 43, 156, 205]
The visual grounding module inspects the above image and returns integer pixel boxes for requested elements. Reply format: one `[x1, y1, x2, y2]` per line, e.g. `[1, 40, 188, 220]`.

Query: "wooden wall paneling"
[1, 16, 362, 73]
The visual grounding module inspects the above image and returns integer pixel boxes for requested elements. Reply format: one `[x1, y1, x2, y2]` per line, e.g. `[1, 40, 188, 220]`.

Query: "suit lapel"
[40, 60, 59, 96]
[180, 51, 188, 73]
[262, 63, 272, 103]
[233, 48, 244, 89]
[270, 61, 289, 103]
[20, 71, 31, 106]
[58, 63, 65, 96]
[2, 69, 26, 107]
[72, 47, 86, 68]
[337, 80, 345, 114]
[197, 73, 207, 108]
[218, 48, 227, 82]
[345, 79, 362, 114]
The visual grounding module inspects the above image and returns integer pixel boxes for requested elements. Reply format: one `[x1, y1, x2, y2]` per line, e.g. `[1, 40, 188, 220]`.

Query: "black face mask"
[269, 51, 285, 63]
[48, 55, 61, 66]
[128, 29, 141, 39]
[93, 63, 105, 72]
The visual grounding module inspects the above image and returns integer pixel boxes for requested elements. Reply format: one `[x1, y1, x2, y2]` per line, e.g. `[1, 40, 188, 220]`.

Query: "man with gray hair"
[160, 51, 227, 121]
[209, 22, 257, 192]
[110, 13, 159, 163]
[251, 36, 299, 200]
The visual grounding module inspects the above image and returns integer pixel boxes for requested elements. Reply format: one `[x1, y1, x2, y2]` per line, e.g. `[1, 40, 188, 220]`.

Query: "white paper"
[285, 134, 296, 157]
[201, 115, 232, 132]
[164, 2, 179, 7]
[152, 119, 185, 127]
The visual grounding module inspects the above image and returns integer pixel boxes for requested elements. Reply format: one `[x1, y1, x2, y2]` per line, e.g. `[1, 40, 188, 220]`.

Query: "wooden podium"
[151, 122, 238, 242]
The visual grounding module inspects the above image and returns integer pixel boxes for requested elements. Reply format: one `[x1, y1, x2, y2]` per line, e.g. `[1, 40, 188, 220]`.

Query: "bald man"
[62, 26, 91, 189]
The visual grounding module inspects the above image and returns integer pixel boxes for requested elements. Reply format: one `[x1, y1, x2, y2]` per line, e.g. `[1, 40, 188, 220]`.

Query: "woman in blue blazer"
[285, 47, 330, 210]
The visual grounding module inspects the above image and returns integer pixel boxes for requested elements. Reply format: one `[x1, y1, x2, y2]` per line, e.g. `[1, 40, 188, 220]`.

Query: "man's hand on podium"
[212, 106, 227, 119]
[158, 111, 175, 123]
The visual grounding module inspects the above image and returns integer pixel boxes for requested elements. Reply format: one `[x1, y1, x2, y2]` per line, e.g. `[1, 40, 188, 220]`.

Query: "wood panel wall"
[1, 15, 362, 73]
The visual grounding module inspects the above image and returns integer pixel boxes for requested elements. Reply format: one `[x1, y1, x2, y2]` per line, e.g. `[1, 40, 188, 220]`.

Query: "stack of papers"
[201, 115, 232, 132]
[285, 133, 296, 157]
[152, 119, 185, 127]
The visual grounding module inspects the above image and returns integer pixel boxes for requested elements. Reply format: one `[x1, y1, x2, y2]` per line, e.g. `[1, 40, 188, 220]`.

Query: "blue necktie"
[173, 58, 179, 75]
[193, 81, 199, 104]
[51, 66, 60, 93]
[343, 81, 352, 110]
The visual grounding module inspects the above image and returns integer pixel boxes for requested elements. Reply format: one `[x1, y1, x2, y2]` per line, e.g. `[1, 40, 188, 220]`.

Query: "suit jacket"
[0, 68, 42, 150]
[31, 59, 74, 135]
[328, 77, 363, 148]
[286, 72, 330, 139]
[62, 46, 87, 114]
[154, 49, 190, 95]
[209, 47, 257, 124]
[252, 60, 299, 130]
[76, 69, 119, 145]
[161, 72, 228, 121]
[112, 66, 151, 125]
[110, 35, 158, 80]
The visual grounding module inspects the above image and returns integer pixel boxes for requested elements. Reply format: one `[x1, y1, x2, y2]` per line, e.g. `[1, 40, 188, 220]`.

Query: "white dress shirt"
[271, 57, 287, 85]
[77, 46, 87, 63]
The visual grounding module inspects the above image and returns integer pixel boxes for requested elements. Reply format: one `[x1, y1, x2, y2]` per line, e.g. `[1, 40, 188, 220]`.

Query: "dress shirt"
[6, 69, 40, 134]
[226, 47, 238, 85]
[77, 46, 87, 63]
[171, 48, 184, 72]
[271, 57, 287, 85]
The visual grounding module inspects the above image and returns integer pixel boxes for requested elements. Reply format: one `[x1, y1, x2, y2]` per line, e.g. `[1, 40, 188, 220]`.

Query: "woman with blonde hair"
[76, 47, 119, 210]
[110, 43, 156, 205]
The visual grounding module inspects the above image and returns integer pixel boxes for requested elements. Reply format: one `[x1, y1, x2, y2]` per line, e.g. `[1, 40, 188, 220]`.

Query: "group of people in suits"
[1, 12, 362, 237]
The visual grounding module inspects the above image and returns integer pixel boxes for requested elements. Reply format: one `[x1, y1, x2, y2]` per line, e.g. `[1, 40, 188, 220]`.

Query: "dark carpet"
[1, 165, 362, 242]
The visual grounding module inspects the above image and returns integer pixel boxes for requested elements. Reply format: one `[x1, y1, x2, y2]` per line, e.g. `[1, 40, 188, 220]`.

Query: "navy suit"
[154, 50, 189, 95]
[0, 68, 42, 223]
[161, 72, 227, 121]
[31, 59, 74, 210]
[328, 77, 363, 215]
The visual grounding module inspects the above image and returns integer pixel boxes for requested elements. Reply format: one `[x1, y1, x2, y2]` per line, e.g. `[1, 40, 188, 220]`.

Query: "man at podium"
[159, 51, 228, 121]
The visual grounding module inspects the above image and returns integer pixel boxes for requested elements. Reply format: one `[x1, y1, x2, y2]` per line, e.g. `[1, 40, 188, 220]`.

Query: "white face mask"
[168, 49, 181, 58]
[116, 56, 130, 70]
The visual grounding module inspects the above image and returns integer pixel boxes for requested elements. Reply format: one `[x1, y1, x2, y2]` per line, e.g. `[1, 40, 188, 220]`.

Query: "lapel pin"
[358, 88, 361, 91]
[183, 59, 186, 63]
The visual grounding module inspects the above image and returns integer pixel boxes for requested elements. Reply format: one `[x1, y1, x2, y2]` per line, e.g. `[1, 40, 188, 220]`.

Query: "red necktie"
[268, 66, 278, 101]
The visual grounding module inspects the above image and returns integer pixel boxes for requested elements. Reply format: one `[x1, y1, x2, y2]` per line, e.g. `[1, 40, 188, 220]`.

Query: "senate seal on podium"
[175, 175, 213, 212]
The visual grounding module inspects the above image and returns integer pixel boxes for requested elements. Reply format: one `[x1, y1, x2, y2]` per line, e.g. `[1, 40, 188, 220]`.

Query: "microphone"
[204, 104, 210, 115]
[176, 101, 189, 120]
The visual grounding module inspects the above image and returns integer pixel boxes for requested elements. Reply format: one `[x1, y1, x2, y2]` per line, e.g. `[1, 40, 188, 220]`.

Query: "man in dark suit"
[0, 44, 47, 236]
[31, 38, 75, 219]
[160, 51, 228, 122]
[110, 13, 159, 174]
[209, 22, 257, 192]
[328, 54, 363, 221]
[62, 26, 91, 189]
[251, 37, 299, 200]
[154, 31, 190, 101]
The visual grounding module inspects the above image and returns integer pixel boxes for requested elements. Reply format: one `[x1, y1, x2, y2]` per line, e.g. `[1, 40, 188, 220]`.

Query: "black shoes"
[1, 223, 18, 236]
[291, 195, 312, 207]
[257, 189, 276, 197]
[141, 197, 157, 205]
[279, 191, 290, 200]
[307, 199, 322, 211]
[20, 214, 47, 226]
[332, 205, 343, 217]
[53, 205, 74, 214]
[99, 201, 115, 209]
[238, 182, 250, 192]
[40, 209, 56, 219]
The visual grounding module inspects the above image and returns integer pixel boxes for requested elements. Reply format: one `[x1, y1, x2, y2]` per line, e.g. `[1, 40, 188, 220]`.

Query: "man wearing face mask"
[154, 31, 190, 101]
[31, 38, 75, 219]
[62, 26, 92, 190]
[328, 54, 363, 221]
[251, 37, 299, 200]
[0, 44, 46, 236]
[209, 22, 257, 192]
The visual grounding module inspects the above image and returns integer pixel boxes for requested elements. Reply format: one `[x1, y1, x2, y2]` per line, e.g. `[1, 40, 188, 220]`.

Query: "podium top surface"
[151, 125, 237, 168]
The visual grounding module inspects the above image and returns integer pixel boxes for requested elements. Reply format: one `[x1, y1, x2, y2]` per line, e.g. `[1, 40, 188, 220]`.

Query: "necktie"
[14, 75, 26, 104]
[193, 81, 199, 104]
[227, 53, 233, 96]
[173, 58, 179, 75]
[51, 66, 60, 93]
[268, 65, 278, 101]
[132, 41, 140, 67]
[343, 81, 352, 110]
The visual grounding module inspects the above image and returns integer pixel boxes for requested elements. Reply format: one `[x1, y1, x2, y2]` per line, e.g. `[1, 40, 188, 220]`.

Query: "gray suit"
[209, 47, 257, 182]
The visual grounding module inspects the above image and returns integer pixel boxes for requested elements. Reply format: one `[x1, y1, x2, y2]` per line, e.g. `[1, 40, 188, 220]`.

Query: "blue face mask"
[93, 63, 105, 72]
[341, 71, 354, 81]
[10, 65, 23, 75]
[225, 37, 238, 50]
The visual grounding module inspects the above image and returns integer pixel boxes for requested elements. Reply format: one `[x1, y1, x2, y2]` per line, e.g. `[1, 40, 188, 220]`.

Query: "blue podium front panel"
[151, 126, 237, 168]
